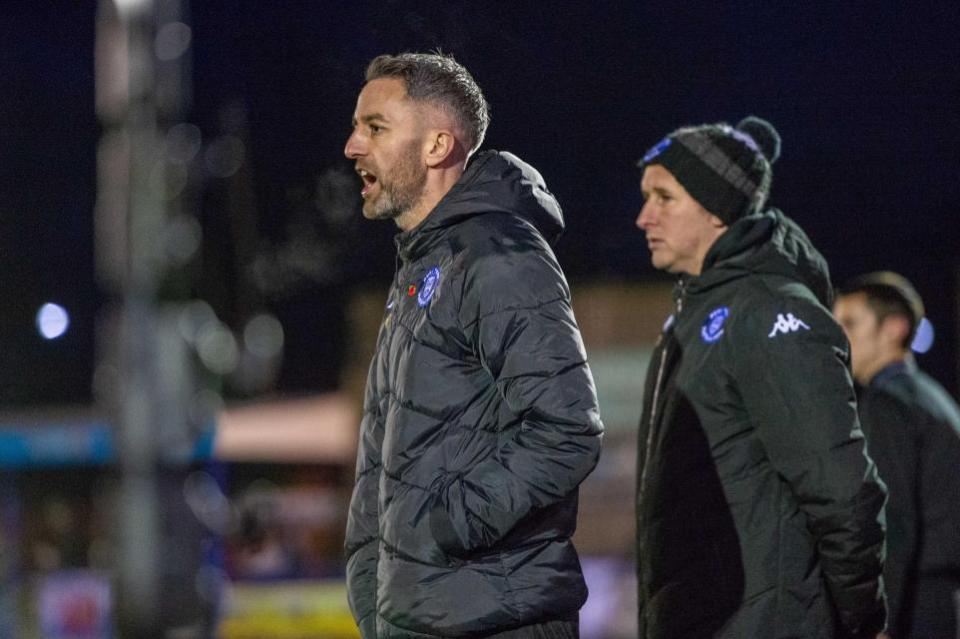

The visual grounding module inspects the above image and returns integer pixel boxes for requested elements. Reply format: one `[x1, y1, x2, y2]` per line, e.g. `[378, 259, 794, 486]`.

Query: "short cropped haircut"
[838, 272, 924, 349]
[365, 52, 490, 155]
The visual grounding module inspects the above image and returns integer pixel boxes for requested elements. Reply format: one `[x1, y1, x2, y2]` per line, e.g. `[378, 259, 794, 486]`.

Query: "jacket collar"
[870, 357, 916, 389]
[394, 150, 564, 263]
[681, 209, 834, 308]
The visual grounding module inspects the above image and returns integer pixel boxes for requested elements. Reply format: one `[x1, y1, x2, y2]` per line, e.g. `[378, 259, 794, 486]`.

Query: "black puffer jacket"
[636, 211, 886, 639]
[345, 151, 603, 638]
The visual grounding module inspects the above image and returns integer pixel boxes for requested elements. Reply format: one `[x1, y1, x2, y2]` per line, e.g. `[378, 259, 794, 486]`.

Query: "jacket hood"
[688, 209, 834, 306]
[396, 150, 564, 261]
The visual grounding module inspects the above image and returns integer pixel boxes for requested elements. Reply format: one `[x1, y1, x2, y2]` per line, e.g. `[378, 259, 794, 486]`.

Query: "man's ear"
[424, 130, 455, 168]
[880, 314, 911, 347]
[708, 212, 728, 229]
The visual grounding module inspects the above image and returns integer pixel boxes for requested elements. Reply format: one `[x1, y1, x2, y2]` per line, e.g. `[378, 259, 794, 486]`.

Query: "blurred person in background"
[342, 52, 603, 639]
[835, 272, 960, 639]
[633, 116, 886, 639]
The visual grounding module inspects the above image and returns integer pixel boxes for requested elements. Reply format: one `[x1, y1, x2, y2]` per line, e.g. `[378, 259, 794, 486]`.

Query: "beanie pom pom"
[736, 116, 780, 164]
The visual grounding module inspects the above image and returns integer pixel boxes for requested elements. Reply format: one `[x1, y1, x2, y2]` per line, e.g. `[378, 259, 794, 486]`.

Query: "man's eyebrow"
[641, 186, 669, 198]
[350, 113, 388, 127]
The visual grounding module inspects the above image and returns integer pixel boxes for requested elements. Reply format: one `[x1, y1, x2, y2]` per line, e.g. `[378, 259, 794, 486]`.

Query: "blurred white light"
[196, 321, 239, 375]
[113, 0, 151, 18]
[155, 22, 192, 61]
[36, 303, 70, 340]
[911, 317, 934, 354]
[204, 136, 245, 178]
[165, 123, 202, 164]
[165, 215, 202, 264]
[243, 314, 285, 359]
[177, 300, 217, 344]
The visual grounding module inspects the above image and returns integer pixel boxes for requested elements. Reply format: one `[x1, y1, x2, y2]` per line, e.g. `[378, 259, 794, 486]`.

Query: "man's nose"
[636, 203, 654, 230]
[344, 131, 365, 159]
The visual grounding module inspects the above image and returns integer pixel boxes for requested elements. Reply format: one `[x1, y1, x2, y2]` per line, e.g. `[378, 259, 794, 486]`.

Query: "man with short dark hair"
[835, 272, 960, 639]
[343, 52, 603, 639]
[633, 116, 887, 639]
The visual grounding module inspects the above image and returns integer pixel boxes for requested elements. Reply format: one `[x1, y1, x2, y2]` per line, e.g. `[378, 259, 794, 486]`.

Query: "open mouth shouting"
[358, 168, 378, 198]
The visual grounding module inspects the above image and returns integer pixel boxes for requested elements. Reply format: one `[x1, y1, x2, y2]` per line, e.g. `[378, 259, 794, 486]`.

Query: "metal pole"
[95, 0, 195, 635]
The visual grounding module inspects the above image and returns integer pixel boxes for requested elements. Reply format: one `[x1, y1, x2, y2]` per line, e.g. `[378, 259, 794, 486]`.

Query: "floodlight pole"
[95, 0, 195, 636]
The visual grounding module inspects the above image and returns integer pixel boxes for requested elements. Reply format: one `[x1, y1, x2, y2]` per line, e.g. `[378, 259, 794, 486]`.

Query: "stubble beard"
[363, 140, 428, 223]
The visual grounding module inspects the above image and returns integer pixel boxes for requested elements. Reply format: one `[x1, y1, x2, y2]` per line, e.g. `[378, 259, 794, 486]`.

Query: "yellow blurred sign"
[217, 580, 360, 639]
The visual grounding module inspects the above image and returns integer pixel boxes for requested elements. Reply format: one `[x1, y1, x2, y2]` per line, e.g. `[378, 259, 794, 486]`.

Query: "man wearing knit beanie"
[633, 117, 887, 639]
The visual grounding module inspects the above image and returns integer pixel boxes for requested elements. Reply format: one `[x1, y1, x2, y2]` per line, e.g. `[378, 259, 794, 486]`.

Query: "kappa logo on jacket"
[768, 312, 810, 338]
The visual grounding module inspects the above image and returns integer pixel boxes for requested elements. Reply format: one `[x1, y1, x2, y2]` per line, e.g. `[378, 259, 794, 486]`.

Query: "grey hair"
[365, 52, 490, 154]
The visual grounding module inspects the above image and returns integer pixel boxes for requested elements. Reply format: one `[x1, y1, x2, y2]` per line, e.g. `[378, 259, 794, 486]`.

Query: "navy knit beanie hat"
[638, 116, 781, 224]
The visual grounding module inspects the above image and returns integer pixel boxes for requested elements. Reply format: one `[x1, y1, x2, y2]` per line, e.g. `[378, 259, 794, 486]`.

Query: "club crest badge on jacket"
[701, 306, 730, 343]
[417, 266, 441, 307]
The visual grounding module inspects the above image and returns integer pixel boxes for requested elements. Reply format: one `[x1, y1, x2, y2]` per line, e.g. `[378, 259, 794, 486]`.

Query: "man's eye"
[370, 124, 382, 134]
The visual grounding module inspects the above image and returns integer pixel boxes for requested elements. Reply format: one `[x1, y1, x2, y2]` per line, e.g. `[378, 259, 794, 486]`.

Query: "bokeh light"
[243, 314, 285, 359]
[154, 22, 192, 62]
[204, 135, 245, 178]
[911, 316, 934, 354]
[36, 303, 70, 340]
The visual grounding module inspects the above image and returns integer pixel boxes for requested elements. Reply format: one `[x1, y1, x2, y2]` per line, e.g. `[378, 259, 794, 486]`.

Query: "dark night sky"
[2, 1, 959, 407]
